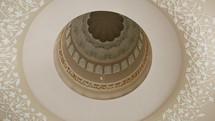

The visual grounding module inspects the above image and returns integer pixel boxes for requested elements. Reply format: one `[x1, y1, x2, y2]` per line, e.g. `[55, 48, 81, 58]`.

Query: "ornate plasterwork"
[0, 0, 47, 121]
[69, 12, 141, 65]
[62, 12, 148, 75]
[65, 22, 145, 74]
[54, 10, 153, 99]
[153, 0, 215, 121]
[57, 28, 150, 90]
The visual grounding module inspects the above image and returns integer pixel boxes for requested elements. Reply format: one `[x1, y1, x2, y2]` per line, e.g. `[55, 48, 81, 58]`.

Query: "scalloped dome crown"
[87, 11, 124, 42]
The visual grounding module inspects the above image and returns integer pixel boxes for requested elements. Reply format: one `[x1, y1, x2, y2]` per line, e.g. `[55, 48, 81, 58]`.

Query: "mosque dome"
[54, 11, 152, 99]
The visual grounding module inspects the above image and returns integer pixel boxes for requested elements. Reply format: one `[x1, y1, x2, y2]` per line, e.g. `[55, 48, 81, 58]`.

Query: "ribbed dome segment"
[87, 11, 124, 42]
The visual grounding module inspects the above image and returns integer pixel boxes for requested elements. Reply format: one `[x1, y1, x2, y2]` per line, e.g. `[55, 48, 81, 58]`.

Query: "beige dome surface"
[54, 11, 152, 99]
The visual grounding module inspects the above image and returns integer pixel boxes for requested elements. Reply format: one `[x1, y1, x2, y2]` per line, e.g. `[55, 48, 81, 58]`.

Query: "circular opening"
[54, 11, 152, 100]
[87, 11, 124, 42]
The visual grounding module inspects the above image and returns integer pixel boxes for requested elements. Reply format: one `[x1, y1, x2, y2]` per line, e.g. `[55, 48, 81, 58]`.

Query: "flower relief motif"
[152, 0, 215, 121]
[0, 0, 47, 121]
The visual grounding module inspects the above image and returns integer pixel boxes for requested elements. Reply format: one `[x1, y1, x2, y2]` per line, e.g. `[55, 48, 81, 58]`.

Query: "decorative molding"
[65, 24, 146, 74]
[57, 29, 150, 90]
[69, 12, 141, 64]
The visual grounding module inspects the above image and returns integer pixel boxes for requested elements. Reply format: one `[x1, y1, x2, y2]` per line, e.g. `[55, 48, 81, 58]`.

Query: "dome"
[54, 11, 152, 99]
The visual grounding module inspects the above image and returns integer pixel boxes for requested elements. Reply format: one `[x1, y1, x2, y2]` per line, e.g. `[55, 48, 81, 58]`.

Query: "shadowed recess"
[87, 11, 124, 42]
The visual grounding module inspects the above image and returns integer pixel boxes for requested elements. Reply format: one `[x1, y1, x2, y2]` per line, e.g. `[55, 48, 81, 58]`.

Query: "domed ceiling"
[54, 11, 152, 99]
